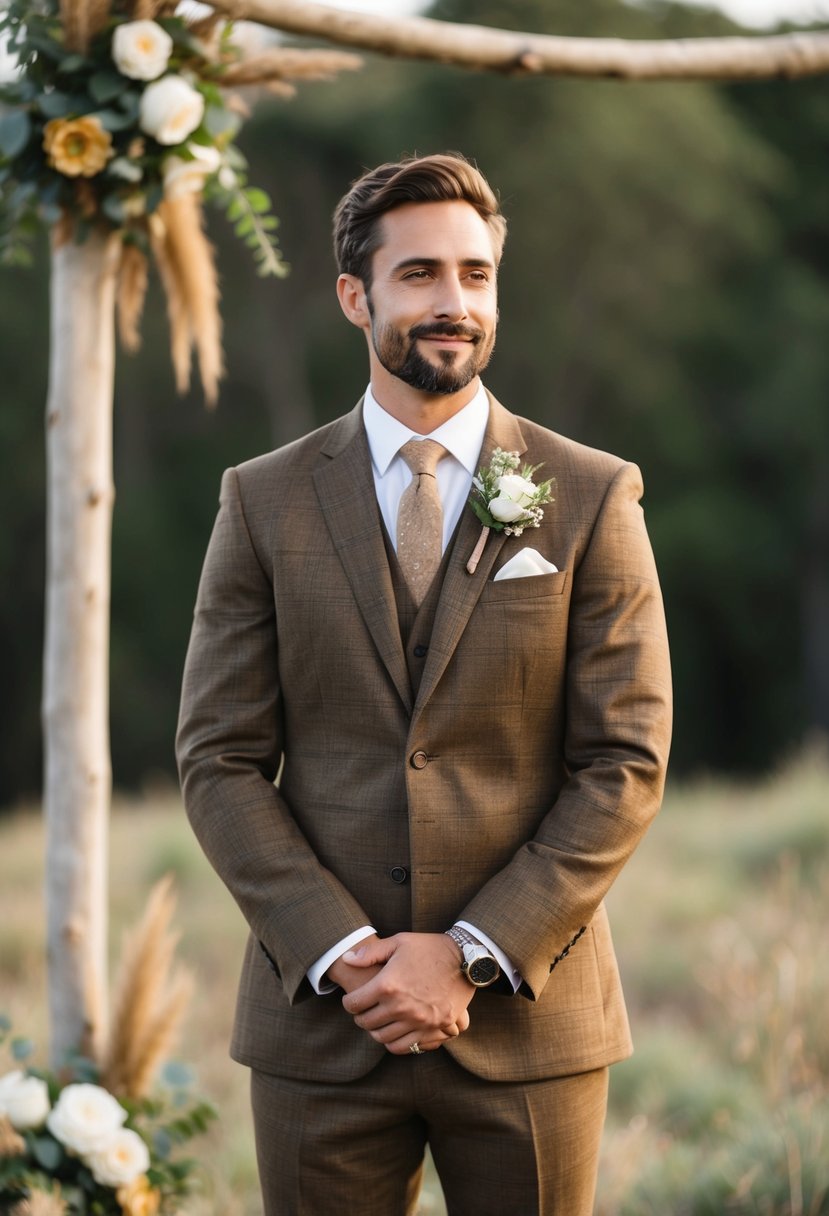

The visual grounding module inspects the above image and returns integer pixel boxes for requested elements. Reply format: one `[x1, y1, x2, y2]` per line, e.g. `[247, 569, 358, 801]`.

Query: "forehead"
[372, 200, 499, 273]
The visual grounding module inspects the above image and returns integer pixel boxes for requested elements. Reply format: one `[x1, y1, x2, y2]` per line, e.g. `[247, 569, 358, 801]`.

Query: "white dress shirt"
[307, 383, 521, 995]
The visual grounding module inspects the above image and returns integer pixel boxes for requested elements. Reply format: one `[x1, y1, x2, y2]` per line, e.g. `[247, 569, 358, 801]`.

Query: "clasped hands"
[328, 932, 474, 1056]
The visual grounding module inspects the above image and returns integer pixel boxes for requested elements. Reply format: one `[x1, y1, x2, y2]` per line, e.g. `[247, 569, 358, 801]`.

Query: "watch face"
[468, 956, 499, 986]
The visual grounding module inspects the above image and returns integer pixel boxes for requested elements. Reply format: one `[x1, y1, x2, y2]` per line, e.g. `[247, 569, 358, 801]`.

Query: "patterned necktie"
[396, 438, 448, 607]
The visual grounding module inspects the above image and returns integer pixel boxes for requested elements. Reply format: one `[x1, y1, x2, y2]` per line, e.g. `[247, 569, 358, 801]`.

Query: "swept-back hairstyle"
[333, 152, 507, 288]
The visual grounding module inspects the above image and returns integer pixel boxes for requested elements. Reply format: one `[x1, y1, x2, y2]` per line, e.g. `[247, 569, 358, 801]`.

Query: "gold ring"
[409, 1042, 422, 1055]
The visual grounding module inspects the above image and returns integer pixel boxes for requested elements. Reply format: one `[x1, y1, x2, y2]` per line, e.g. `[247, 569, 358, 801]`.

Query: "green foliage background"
[1, 0, 828, 802]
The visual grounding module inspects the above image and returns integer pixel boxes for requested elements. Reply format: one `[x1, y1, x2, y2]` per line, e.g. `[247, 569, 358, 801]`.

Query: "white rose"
[163, 143, 222, 198]
[0, 1070, 51, 1130]
[112, 20, 173, 81]
[87, 1127, 151, 1187]
[495, 473, 536, 507]
[46, 1083, 127, 1155]
[139, 75, 205, 146]
[489, 494, 527, 523]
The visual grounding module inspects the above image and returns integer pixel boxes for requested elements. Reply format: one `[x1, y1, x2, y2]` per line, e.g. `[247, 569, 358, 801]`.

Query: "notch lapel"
[314, 403, 413, 715]
[413, 397, 527, 718]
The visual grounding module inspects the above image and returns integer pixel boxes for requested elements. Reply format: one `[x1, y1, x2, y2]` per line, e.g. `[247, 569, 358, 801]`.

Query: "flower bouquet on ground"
[0, 878, 215, 1215]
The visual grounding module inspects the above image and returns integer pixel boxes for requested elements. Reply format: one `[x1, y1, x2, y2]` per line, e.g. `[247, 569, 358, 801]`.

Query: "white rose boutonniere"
[112, 20, 174, 81]
[46, 1082, 128, 1155]
[0, 1069, 50, 1130]
[466, 448, 555, 574]
[139, 75, 205, 146]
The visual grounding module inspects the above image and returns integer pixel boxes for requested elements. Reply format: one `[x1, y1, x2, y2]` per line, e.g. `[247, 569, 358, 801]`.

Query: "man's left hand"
[341, 932, 474, 1054]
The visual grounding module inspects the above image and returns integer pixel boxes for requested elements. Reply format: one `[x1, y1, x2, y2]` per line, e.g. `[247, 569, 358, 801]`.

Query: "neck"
[368, 367, 480, 435]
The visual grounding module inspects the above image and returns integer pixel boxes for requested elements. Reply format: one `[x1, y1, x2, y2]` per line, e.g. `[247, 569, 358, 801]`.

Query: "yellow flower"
[116, 1175, 161, 1216]
[43, 116, 113, 178]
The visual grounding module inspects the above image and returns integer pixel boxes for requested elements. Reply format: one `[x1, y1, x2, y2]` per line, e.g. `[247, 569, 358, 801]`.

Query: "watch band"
[445, 925, 481, 953]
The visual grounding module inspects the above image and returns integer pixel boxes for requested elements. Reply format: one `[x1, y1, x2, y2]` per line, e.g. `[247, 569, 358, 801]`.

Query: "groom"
[176, 152, 672, 1216]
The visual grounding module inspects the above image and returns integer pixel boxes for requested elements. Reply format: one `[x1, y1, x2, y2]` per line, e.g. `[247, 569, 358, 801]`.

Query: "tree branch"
[208, 0, 829, 82]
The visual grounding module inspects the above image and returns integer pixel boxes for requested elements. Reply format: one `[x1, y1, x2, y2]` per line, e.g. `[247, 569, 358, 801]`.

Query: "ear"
[337, 274, 370, 329]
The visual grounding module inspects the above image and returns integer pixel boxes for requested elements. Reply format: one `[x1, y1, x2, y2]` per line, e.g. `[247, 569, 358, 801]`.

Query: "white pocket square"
[493, 548, 559, 582]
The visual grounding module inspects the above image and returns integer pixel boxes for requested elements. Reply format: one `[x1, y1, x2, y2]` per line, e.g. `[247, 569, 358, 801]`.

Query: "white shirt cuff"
[455, 920, 522, 993]
[307, 926, 376, 995]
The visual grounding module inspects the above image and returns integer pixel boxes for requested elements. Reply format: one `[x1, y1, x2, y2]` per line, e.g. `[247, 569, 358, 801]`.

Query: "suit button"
[390, 866, 409, 884]
[410, 750, 429, 769]
[413, 644, 428, 658]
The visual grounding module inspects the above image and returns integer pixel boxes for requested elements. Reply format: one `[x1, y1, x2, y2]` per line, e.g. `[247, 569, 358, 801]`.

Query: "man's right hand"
[336, 932, 472, 1054]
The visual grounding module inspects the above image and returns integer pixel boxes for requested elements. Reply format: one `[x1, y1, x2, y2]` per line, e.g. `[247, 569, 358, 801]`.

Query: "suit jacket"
[176, 394, 672, 1084]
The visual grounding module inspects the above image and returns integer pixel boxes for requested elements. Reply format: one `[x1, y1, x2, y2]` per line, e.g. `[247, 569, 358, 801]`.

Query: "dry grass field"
[1, 745, 827, 1214]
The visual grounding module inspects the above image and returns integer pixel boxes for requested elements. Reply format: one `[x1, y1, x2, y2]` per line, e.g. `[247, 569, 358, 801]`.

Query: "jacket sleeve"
[176, 467, 371, 1003]
[458, 461, 672, 999]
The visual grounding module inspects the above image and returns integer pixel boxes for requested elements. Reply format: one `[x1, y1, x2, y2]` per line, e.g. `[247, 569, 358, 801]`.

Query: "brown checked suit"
[176, 392, 672, 1094]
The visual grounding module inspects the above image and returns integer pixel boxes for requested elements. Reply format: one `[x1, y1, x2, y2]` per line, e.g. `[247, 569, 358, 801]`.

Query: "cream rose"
[0, 1070, 51, 1130]
[163, 143, 221, 198]
[87, 1127, 151, 1187]
[112, 20, 173, 81]
[139, 75, 204, 146]
[46, 1083, 127, 1155]
[489, 472, 538, 522]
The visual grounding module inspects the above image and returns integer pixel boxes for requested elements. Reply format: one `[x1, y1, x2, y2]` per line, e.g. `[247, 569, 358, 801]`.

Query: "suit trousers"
[250, 1050, 609, 1216]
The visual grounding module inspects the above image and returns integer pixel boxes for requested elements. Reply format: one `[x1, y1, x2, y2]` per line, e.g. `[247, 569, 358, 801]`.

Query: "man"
[176, 152, 671, 1216]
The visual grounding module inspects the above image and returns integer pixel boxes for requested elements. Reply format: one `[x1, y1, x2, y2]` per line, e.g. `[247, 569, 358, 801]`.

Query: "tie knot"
[399, 438, 447, 478]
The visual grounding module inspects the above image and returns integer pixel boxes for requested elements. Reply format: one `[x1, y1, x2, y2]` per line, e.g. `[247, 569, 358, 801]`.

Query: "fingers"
[342, 937, 398, 969]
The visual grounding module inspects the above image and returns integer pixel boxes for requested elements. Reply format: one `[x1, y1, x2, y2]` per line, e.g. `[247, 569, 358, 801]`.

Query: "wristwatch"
[445, 926, 500, 988]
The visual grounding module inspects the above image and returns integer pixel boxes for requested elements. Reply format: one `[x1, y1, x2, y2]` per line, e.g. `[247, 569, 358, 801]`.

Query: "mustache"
[408, 321, 485, 344]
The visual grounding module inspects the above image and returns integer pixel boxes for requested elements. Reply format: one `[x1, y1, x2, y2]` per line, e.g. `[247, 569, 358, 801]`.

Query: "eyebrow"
[390, 256, 496, 274]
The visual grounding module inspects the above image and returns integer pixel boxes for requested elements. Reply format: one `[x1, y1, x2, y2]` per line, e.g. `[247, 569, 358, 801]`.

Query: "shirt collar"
[363, 382, 489, 478]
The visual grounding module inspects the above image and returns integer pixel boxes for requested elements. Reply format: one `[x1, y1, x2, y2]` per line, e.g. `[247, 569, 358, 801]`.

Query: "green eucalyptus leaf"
[203, 104, 239, 141]
[57, 53, 89, 74]
[11, 1035, 34, 1060]
[89, 70, 126, 105]
[36, 90, 75, 118]
[0, 109, 31, 158]
[31, 1135, 63, 1171]
[101, 193, 128, 225]
[244, 187, 270, 214]
[92, 107, 137, 132]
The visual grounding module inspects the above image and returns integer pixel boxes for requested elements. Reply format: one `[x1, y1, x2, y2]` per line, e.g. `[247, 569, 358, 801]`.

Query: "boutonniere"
[466, 448, 555, 574]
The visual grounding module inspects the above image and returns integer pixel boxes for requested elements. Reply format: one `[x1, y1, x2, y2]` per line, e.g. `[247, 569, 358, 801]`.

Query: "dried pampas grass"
[116, 242, 149, 354]
[150, 195, 224, 408]
[10, 1187, 68, 1216]
[59, 0, 111, 53]
[0, 1114, 25, 1158]
[101, 875, 194, 1100]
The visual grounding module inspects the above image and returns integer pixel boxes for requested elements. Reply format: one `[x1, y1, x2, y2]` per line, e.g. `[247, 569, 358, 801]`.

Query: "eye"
[402, 268, 432, 280]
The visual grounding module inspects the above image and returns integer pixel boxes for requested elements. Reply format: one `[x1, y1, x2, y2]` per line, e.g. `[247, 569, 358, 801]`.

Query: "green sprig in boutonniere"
[466, 447, 555, 575]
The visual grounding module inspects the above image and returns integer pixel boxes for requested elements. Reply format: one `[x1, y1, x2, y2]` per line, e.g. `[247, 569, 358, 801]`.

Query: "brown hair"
[333, 152, 507, 288]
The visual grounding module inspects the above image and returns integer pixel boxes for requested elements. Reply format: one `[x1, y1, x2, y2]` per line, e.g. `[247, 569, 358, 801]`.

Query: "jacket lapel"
[313, 402, 413, 715]
[413, 396, 527, 718]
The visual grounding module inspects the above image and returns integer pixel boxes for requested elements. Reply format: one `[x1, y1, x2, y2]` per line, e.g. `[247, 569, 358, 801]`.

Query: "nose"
[432, 273, 468, 321]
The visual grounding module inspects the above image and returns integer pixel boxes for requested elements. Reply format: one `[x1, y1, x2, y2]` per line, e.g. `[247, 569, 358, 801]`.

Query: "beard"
[369, 315, 496, 395]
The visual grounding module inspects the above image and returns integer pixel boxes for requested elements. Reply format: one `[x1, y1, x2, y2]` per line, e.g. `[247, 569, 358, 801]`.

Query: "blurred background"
[2, 2, 828, 1212]
[1, 0, 829, 802]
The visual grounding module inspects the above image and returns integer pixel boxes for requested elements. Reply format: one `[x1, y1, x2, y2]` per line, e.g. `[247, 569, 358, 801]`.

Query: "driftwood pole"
[42, 229, 120, 1066]
[210, 0, 829, 81]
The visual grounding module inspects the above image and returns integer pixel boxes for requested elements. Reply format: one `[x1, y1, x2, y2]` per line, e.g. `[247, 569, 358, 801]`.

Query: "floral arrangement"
[466, 447, 555, 573]
[0, 0, 360, 400]
[0, 1043, 214, 1215]
[0, 877, 214, 1215]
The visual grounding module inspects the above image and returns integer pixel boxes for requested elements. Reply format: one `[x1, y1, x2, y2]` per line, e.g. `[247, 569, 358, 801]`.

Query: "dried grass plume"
[10, 1186, 68, 1216]
[150, 196, 224, 407]
[101, 874, 194, 1100]
[0, 1114, 25, 1158]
